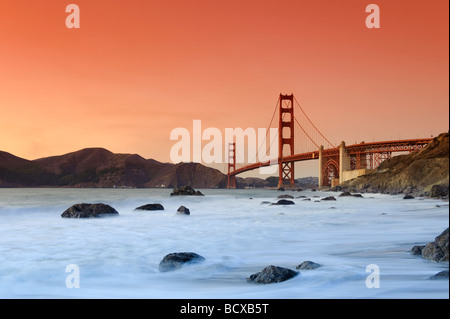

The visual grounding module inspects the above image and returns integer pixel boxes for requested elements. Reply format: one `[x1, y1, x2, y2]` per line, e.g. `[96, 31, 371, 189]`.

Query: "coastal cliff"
[335, 132, 449, 197]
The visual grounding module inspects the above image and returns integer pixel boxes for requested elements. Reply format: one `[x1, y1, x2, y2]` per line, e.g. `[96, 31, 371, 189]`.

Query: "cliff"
[336, 132, 449, 197]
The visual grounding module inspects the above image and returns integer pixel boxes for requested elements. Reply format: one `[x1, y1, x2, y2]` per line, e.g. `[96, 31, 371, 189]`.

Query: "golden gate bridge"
[227, 93, 432, 189]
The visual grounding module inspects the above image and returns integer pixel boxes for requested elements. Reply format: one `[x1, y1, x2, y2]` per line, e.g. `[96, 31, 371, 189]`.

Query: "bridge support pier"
[227, 142, 236, 189]
[339, 141, 351, 184]
[318, 145, 324, 188]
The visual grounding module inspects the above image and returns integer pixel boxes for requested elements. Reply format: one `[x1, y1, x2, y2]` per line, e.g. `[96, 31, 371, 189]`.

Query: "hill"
[0, 148, 227, 188]
[335, 132, 449, 198]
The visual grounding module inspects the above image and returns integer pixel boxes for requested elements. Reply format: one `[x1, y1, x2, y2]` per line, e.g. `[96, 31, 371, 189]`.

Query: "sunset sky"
[0, 0, 448, 177]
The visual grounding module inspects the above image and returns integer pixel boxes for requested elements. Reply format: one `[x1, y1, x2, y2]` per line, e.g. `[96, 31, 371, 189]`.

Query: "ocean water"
[0, 188, 448, 299]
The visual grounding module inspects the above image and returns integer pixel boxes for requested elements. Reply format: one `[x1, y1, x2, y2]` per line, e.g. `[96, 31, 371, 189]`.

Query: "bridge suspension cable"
[293, 96, 335, 149]
[247, 97, 280, 165]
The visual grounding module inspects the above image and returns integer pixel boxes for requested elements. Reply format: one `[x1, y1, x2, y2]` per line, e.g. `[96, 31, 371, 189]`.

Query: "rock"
[135, 203, 164, 211]
[302, 198, 311, 201]
[270, 199, 295, 205]
[247, 265, 298, 284]
[170, 186, 204, 196]
[159, 252, 205, 272]
[277, 187, 285, 191]
[61, 203, 119, 218]
[429, 270, 449, 280]
[411, 245, 425, 256]
[403, 194, 415, 199]
[321, 196, 336, 201]
[338, 192, 353, 197]
[277, 194, 294, 199]
[421, 228, 449, 262]
[338, 192, 364, 198]
[422, 243, 444, 262]
[435, 228, 449, 262]
[429, 184, 449, 198]
[176, 205, 190, 215]
[260, 201, 271, 205]
[296, 260, 321, 270]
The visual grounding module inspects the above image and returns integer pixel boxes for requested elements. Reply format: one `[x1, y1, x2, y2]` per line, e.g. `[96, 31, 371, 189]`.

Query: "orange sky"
[0, 0, 448, 176]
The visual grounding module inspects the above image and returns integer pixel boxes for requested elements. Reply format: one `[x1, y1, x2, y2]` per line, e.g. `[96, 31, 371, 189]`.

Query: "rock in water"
[410, 245, 425, 255]
[135, 203, 164, 211]
[159, 252, 205, 272]
[422, 228, 449, 262]
[321, 196, 336, 201]
[247, 265, 298, 284]
[403, 194, 415, 199]
[277, 194, 294, 199]
[270, 199, 295, 206]
[177, 206, 190, 215]
[338, 192, 353, 197]
[61, 203, 119, 218]
[296, 260, 321, 270]
[429, 270, 449, 280]
[170, 186, 204, 196]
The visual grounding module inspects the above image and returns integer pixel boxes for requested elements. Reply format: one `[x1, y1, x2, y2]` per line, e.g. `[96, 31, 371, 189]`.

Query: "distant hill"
[335, 132, 449, 197]
[236, 176, 318, 189]
[0, 148, 227, 188]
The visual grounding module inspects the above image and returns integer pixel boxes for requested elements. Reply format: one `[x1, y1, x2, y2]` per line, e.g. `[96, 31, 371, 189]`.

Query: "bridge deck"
[228, 138, 432, 176]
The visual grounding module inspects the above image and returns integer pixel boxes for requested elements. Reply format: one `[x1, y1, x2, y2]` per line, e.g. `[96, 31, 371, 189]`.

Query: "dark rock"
[302, 198, 311, 201]
[170, 186, 204, 196]
[411, 245, 425, 255]
[61, 203, 119, 218]
[321, 196, 336, 201]
[429, 270, 449, 280]
[429, 184, 449, 198]
[135, 203, 164, 211]
[296, 261, 321, 270]
[422, 242, 444, 262]
[339, 192, 353, 197]
[247, 265, 298, 284]
[435, 228, 449, 262]
[159, 252, 205, 272]
[260, 201, 271, 205]
[296, 195, 307, 198]
[271, 199, 295, 205]
[176, 205, 190, 215]
[421, 228, 449, 262]
[338, 191, 363, 198]
[277, 187, 285, 191]
[277, 194, 294, 199]
[403, 194, 415, 199]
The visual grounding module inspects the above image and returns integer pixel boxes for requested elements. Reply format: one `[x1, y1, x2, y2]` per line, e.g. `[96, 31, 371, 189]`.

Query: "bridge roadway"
[228, 137, 433, 178]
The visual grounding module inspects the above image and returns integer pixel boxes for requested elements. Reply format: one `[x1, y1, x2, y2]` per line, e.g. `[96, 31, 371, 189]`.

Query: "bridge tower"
[227, 142, 236, 189]
[278, 94, 295, 188]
